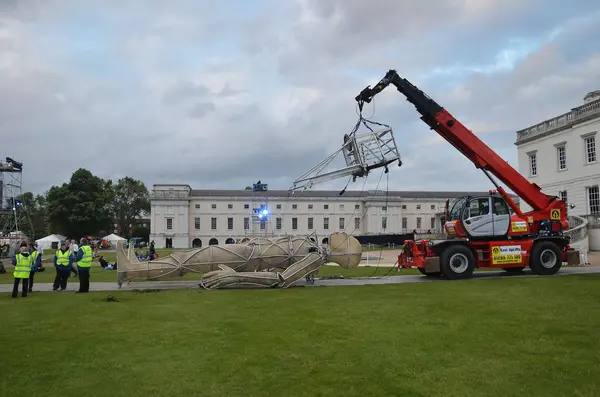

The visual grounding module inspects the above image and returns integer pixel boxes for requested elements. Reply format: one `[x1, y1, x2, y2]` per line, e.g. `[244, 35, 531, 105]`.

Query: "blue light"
[262, 209, 268, 215]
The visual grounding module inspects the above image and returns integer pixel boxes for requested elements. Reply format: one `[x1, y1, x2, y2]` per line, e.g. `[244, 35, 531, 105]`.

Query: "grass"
[1, 275, 599, 396]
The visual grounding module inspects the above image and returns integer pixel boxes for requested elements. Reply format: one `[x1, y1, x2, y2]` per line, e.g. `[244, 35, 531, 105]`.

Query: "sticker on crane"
[491, 245, 522, 265]
[551, 209, 560, 220]
[511, 221, 527, 233]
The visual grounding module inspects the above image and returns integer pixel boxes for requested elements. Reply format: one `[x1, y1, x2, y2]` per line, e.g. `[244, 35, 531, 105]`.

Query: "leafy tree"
[110, 177, 150, 238]
[245, 186, 252, 190]
[20, 192, 49, 238]
[46, 169, 113, 237]
[131, 225, 150, 241]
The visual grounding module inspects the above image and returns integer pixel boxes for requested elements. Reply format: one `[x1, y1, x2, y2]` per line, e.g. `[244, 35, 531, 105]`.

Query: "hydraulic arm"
[355, 70, 565, 224]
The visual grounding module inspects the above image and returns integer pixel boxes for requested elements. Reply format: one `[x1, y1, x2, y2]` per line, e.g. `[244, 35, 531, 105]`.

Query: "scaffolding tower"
[0, 157, 34, 243]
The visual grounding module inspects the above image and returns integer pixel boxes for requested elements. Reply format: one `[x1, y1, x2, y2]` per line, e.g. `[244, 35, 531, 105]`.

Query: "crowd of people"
[10, 237, 95, 298]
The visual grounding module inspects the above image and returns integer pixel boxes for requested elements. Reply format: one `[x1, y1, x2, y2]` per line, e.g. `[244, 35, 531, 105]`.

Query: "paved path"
[2, 266, 599, 293]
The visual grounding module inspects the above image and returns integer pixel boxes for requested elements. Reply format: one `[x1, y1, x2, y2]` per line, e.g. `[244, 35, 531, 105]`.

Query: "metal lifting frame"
[290, 127, 401, 191]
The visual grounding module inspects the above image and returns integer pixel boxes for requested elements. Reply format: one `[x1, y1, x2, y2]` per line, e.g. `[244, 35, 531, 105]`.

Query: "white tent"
[102, 233, 126, 247]
[35, 234, 67, 251]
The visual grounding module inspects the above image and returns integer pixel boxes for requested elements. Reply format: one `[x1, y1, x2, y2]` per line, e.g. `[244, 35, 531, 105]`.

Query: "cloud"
[0, 0, 599, 199]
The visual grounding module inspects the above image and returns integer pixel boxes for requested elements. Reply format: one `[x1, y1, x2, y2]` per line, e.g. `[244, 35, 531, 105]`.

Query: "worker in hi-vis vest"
[75, 237, 93, 293]
[27, 242, 42, 293]
[12, 243, 32, 298]
[53, 242, 74, 291]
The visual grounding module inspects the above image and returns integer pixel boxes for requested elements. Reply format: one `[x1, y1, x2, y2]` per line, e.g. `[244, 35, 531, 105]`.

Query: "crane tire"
[440, 245, 476, 280]
[417, 267, 441, 277]
[529, 241, 562, 276]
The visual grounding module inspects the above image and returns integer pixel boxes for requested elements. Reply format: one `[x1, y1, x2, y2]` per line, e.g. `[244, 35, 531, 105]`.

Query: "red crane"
[355, 70, 580, 279]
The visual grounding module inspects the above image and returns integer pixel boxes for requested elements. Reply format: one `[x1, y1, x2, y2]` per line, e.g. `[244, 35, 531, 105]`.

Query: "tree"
[110, 177, 150, 238]
[46, 169, 114, 237]
[20, 192, 48, 238]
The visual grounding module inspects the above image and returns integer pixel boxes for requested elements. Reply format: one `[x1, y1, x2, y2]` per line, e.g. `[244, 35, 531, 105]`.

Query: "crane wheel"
[440, 245, 475, 280]
[503, 267, 525, 273]
[529, 241, 562, 276]
[417, 267, 441, 277]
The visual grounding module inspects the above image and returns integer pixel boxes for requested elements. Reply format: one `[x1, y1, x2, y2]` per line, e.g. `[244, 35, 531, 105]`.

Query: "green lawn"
[1, 275, 599, 396]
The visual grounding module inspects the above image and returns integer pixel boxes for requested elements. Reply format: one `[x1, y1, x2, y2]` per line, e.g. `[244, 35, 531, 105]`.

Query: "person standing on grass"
[74, 237, 93, 293]
[27, 242, 42, 293]
[12, 243, 32, 298]
[65, 238, 78, 277]
[53, 242, 73, 291]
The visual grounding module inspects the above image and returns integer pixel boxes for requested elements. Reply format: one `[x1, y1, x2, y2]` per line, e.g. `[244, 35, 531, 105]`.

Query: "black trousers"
[28, 272, 35, 291]
[78, 267, 90, 292]
[12, 277, 29, 297]
[53, 268, 70, 290]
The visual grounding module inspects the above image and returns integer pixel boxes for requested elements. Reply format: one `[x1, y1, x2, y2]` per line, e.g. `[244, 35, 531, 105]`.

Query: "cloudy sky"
[2, 0, 600, 195]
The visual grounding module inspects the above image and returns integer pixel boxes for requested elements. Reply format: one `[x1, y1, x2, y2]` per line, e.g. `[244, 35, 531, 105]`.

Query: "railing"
[516, 98, 600, 143]
[150, 190, 190, 199]
[565, 215, 588, 244]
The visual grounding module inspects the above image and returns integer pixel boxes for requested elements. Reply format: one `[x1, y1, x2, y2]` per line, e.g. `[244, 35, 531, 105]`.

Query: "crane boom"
[355, 70, 562, 220]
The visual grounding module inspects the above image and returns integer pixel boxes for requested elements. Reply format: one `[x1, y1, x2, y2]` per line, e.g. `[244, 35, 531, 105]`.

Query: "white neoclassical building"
[149, 184, 493, 249]
[515, 90, 600, 249]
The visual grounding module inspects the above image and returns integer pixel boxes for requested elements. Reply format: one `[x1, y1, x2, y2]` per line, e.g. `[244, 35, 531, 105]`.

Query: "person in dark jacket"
[12, 242, 32, 298]
[53, 242, 73, 291]
[27, 242, 42, 292]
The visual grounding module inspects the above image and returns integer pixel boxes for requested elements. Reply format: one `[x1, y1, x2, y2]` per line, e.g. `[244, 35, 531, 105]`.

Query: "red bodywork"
[355, 70, 577, 274]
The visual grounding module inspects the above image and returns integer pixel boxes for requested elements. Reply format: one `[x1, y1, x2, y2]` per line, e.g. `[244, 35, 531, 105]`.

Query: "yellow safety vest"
[78, 245, 93, 268]
[56, 250, 71, 266]
[14, 253, 32, 279]
[30, 251, 39, 265]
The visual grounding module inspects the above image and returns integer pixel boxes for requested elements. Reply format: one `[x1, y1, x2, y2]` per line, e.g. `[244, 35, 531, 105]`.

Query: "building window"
[417, 217, 422, 229]
[355, 204, 360, 210]
[260, 220, 266, 230]
[195, 204, 200, 209]
[166, 218, 173, 230]
[585, 135, 597, 163]
[308, 217, 313, 229]
[227, 217, 233, 230]
[292, 218, 298, 230]
[211, 204, 217, 209]
[228, 204, 233, 209]
[340, 204, 344, 210]
[416, 205, 421, 210]
[382, 206, 387, 211]
[381, 217, 387, 229]
[324, 217, 329, 230]
[588, 186, 600, 214]
[292, 204, 297, 210]
[355, 217, 360, 229]
[276, 204, 282, 209]
[324, 204, 329, 210]
[194, 217, 200, 230]
[402, 205, 407, 210]
[529, 152, 537, 176]
[402, 217, 407, 229]
[308, 204, 313, 210]
[339, 217, 345, 229]
[211, 217, 217, 230]
[430, 217, 435, 229]
[244, 204, 249, 209]
[559, 190, 567, 203]
[430, 205, 435, 210]
[557, 145, 566, 170]
[244, 217, 249, 230]
[276, 217, 282, 230]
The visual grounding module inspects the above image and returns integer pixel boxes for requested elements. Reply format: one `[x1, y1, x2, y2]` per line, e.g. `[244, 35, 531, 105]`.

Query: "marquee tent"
[35, 234, 67, 251]
[102, 233, 126, 247]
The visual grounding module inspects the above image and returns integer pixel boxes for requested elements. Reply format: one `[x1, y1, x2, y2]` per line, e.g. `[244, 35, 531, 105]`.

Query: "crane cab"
[444, 195, 530, 239]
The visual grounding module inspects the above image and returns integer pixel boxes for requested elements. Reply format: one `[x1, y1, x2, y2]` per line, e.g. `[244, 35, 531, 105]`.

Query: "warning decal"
[551, 209, 560, 220]
[492, 245, 522, 265]
[511, 221, 527, 233]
